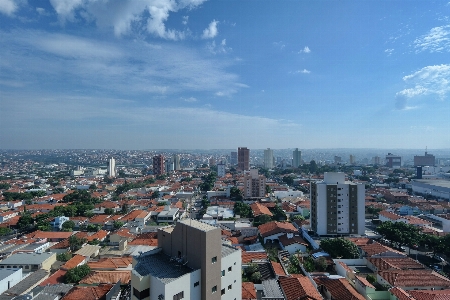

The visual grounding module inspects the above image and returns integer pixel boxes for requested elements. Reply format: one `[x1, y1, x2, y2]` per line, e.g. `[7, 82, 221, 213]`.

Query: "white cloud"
[202, 19, 218, 39]
[298, 46, 311, 54]
[290, 69, 311, 74]
[182, 15, 188, 25]
[273, 41, 285, 50]
[48, 0, 208, 39]
[0, 0, 18, 16]
[395, 64, 450, 109]
[414, 25, 450, 53]
[385, 48, 394, 56]
[182, 97, 197, 102]
[206, 39, 231, 54]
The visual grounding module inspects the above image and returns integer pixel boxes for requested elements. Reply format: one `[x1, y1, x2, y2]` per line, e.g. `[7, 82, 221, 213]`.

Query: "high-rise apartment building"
[293, 148, 302, 168]
[165, 159, 174, 173]
[217, 163, 226, 178]
[131, 219, 241, 300]
[385, 153, 401, 168]
[244, 169, 266, 198]
[107, 157, 116, 177]
[372, 156, 381, 165]
[173, 154, 181, 171]
[263, 148, 274, 169]
[414, 151, 435, 166]
[152, 155, 165, 176]
[349, 155, 356, 165]
[310, 172, 365, 236]
[237, 147, 250, 171]
[230, 152, 237, 165]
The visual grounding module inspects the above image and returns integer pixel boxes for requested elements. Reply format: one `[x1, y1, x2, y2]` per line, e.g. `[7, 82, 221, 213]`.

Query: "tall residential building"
[372, 156, 381, 165]
[414, 151, 435, 166]
[131, 219, 241, 300]
[334, 156, 342, 164]
[385, 153, 401, 168]
[263, 148, 274, 169]
[292, 148, 302, 168]
[244, 169, 266, 198]
[165, 159, 174, 173]
[310, 172, 365, 236]
[217, 163, 226, 178]
[349, 155, 356, 165]
[152, 155, 165, 176]
[230, 152, 237, 165]
[107, 157, 116, 177]
[173, 154, 181, 171]
[237, 147, 250, 171]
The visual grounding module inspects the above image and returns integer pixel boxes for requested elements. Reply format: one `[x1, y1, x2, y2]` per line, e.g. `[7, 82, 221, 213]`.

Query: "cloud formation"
[48, 0, 208, 39]
[395, 64, 450, 110]
[290, 69, 311, 74]
[0, 0, 18, 16]
[202, 20, 218, 39]
[414, 25, 450, 53]
[298, 46, 311, 54]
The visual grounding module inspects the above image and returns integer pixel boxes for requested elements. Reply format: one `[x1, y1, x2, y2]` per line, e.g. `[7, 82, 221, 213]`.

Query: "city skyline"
[1, 1, 450, 149]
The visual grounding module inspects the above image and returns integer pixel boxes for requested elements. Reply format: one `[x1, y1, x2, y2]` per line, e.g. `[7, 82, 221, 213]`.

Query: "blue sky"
[1, 0, 450, 150]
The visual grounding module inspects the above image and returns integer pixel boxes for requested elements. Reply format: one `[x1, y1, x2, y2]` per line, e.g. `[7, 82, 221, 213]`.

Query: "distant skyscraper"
[372, 156, 381, 165]
[230, 152, 237, 165]
[414, 151, 435, 166]
[349, 155, 356, 165]
[152, 155, 164, 175]
[173, 154, 180, 170]
[237, 147, 250, 171]
[293, 148, 302, 168]
[385, 153, 401, 168]
[217, 162, 226, 178]
[165, 159, 174, 173]
[107, 157, 115, 177]
[264, 148, 274, 169]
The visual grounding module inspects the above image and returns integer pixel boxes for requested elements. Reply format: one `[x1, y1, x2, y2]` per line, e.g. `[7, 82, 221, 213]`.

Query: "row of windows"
[212, 284, 233, 295]
[221, 266, 233, 276]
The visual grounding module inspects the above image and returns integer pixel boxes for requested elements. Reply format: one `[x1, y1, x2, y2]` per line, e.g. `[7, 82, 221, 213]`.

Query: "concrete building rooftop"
[178, 218, 218, 232]
[221, 244, 240, 258]
[0, 252, 54, 265]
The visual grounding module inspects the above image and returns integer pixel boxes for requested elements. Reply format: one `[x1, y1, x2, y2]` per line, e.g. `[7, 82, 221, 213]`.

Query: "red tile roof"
[314, 277, 365, 300]
[368, 257, 426, 271]
[39, 269, 67, 286]
[270, 261, 286, 277]
[250, 202, 273, 217]
[88, 257, 133, 270]
[241, 251, 268, 264]
[79, 270, 131, 284]
[258, 221, 297, 238]
[378, 269, 450, 288]
[61, 254, 86, 270]
[409, 289, 450, 300]
[62, 284, 114, 300]
[242, 282, 257, 300]
[279, 275, 322, 300]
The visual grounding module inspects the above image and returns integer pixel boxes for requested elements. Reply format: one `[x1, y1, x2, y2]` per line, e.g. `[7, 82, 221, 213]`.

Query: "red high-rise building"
[238, 147, 250, 171]
[152, 155, 165, 175]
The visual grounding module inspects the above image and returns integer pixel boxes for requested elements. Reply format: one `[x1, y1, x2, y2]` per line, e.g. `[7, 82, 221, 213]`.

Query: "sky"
[1, 0, 450, 150]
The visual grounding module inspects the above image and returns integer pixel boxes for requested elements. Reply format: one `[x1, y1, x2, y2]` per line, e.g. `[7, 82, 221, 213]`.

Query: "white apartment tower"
[263, 148, 274, 169]
[244, 169, 266, 198]
[217, 163, 226, 178]
[173, 154, 181, 170]
[107, 157, 116, 177]
[293, 148, 302, 168]
[310, 172, 365, 236]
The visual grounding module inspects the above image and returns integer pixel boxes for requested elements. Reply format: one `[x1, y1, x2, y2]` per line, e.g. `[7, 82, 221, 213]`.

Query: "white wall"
[0, 269, 22, 294]
[221, 249, 242, 300]
[150, 269, 201, 300]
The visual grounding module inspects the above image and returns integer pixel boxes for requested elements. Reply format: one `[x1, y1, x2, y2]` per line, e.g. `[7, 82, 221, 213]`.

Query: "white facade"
[108, 157, 116, 177]
[217, 163, 226, 178]
[264, 148, 274, 169]
[0, 269, 22, 294]
[273, 189, 303, 200]
[220, 247, 242, 300]
[311, 172, 365, 236]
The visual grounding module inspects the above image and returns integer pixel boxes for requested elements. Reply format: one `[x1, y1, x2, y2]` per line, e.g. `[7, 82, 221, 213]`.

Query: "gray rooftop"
[221, 244, 239, 258]
[0, 269, 48, 299]
[134, 251, 196, 284]
[0, 269, 21, 280]
[262, 279, 284, 298]
[413, 179, 450, 189]
[178, 219, 218, 232]
[0, 253, 55, 265]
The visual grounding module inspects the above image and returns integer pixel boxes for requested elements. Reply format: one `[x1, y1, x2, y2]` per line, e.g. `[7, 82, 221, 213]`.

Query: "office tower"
[244, 169, 266, 198]
[349, 155, 356, 165]
[165, 159, 174, 173]
[264, 148, 274, 169]
[230, 152, 237, 165]
[293, 148, 302, 168]
[310, 172, 365, 236]
[414, 151, 435, 166]
[173, 154, 181, 170]
[132, 219, 242, 300]
[217, 163, 226, 178]
[152, 155, 165, 175]
[372, 156, 380, 165]
[107, 157, 115, 177]
[237, 147, 250, 171]
[385, 153, 401, 168]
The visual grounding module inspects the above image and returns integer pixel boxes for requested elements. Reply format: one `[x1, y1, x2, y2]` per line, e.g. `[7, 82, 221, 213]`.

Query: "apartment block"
[152, 155, 165, 176]
[310, 172, 365, 236]
[237, 147, 250, 171]
[131, 219, 241, 300]
[244, 169, 266, 198]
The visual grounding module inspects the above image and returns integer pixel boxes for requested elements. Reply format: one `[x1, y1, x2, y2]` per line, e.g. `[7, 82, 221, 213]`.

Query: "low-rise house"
[156, 206, 179, 224]
[50, 216, 70, 230]
[61, 283, 119, 300]
[0, 211, 18, 223]
[279, 274, 323, 300]
[278, 233, 308, 254]
[0, 268, 22, 294]
[28, 230, 73, 242]
[314, 277, 365, 300]
[258, 221, 298, 244]
[242, 282, 257, 300]
[61, 254, 87, 270]
[377, 269, 450, 290]
[0, 252, 56, 272]
[250, 202, 273, 218]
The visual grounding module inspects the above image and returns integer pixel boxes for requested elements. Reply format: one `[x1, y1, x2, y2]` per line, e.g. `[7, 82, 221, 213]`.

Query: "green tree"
[68, 235, 86, 251]
[17, 213, 34, 230]
[282, 175, 294, 186]
[250, 272, 261, 283]
[265, 185, 272, 195]
[64, 265, 91, 283]
[233, 202, 251, 218]
[303, 256, 315, 272]
[61, 220, 75, 231]
[315, 257, 328, 271]
[255, 214, 273, 226]
[377, 221, 422, 249]
[0, 183, 11, 190]
[271, 206, 287, 221]
[320, 238, 360, 259]
[291, 215, 305, 221]
[113, 221, 124, 229]
[86, 224, 100, 232]
[56, 252, 72, 262]
[0, 227, 12, 236]
[151, 190, 160, 199]
[157, 201, 167, 206]
[121, 203, 129, 214]
[230, 187, 243, 201]
[366, 274, 377, 284]
[104, 208, 114, 215]
[309, 160, 318, 174]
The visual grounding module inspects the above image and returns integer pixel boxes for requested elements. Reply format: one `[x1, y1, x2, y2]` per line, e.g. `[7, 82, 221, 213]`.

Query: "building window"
[173, 291, 184, 300]
[228, 266, 232, 272]
[194, 281, 199, 287]
[212, 286, 217, 293]
[212, 256, 217, 264]
[221, 289, 226, 295]
[221, 270, 225, 276]
[228, 284, 232, 290]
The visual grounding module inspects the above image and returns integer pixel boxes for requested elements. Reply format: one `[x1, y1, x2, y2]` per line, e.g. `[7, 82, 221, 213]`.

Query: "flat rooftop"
[413, 179, 450, 189]
[178, 219, 218, 232]
[134, 251, 196, 284]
